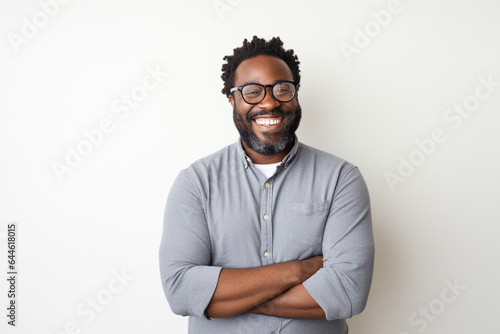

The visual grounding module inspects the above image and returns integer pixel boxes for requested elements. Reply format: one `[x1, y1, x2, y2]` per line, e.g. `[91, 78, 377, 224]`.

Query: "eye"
[274, 83, 294, 96]
[243, 85, 263, 97]
[275, 88, 290, 93]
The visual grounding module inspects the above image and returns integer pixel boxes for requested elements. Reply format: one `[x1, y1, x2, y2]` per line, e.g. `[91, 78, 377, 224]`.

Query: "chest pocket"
[285, 201, 329, 248]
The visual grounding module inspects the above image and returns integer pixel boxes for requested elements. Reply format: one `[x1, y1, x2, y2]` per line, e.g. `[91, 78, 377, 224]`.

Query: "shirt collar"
[237, 135, 300, 169]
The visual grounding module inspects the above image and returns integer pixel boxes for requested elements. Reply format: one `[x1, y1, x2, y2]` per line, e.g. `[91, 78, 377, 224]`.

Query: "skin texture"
[205, 55, 326, 319]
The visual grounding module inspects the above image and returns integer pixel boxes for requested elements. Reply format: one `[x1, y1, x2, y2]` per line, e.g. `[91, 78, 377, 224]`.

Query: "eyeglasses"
[230, 81, 298, 104]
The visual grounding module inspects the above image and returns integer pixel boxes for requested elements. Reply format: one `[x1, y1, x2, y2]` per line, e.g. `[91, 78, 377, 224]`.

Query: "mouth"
[252, 116, 283, 127]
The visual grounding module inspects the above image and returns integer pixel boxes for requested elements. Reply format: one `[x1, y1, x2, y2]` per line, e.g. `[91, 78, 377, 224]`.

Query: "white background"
[1, 0, 499, 333]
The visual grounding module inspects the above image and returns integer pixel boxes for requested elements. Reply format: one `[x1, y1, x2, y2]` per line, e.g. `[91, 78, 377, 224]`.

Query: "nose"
[258, 87, 280, 110]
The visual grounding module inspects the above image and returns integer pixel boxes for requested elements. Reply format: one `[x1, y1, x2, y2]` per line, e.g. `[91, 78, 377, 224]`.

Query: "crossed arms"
[205, 256, 325, 318]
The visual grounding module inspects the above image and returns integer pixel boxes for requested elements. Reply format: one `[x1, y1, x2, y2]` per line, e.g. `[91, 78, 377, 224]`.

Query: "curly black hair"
[221, 36, 301, 97]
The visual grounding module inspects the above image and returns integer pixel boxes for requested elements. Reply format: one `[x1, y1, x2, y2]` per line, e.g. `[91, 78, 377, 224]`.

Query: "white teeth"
[256, 118, 281, 125]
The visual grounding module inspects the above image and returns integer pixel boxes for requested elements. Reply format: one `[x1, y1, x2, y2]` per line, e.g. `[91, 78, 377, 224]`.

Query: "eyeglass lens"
[241, 82, 295, 104]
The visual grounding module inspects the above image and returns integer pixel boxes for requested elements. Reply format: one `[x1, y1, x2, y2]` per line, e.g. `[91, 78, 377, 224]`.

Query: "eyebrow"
[237, 79, 291, 87]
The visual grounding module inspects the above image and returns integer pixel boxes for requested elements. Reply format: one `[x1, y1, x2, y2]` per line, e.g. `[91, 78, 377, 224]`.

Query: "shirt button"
[264, 251, 269, 258]
[263, 214, 269, 220]
[265, 183, 270, 188]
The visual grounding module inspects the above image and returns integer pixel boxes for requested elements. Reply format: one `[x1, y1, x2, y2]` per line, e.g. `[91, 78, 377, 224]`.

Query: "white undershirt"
[254, 162, 281, 179]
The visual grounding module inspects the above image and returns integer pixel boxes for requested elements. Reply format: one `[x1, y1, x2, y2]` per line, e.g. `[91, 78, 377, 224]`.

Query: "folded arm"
[248, 283, 326, 318]
[206, 256, 323, 318]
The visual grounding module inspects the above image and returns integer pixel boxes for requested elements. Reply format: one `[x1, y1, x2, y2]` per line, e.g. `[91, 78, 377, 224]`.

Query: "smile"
[253, 117, 282, 126]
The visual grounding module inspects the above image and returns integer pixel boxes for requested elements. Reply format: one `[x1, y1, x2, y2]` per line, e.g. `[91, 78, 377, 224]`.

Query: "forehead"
[234, 55, 293, 86]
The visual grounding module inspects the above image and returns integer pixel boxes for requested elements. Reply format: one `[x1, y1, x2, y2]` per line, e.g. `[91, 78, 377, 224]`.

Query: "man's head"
[221, 36, 302, 158]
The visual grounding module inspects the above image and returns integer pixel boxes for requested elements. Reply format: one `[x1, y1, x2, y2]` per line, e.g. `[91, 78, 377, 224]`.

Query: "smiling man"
[159, 36, 374, 333]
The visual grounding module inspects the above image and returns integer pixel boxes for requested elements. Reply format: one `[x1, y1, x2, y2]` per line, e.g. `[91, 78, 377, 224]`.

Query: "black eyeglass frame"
[229, 80, 298, 105]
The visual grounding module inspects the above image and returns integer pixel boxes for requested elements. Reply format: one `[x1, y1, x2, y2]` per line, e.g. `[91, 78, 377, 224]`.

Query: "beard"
[233, 103, 302, 156]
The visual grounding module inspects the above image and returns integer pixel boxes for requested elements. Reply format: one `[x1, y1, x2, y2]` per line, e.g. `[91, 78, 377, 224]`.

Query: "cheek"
[283, 102, 298, 116]
[233, 106, 249, 127]
[288, 99, 299, 110]
[235, 103, 253, 121]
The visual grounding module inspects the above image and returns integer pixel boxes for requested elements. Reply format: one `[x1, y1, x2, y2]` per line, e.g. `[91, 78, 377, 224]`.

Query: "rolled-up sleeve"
[159, 169, 222, 317]
[303, 166, 374, 321]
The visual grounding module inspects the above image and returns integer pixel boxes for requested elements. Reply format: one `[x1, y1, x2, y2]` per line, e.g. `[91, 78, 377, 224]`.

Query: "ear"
[229, 94, 235, 109]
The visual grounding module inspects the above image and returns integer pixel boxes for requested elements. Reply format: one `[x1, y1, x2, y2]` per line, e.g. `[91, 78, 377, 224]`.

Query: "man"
[159, 36, 374, 333]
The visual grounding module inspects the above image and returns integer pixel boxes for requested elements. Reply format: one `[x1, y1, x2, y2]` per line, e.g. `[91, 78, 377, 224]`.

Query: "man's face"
[230, 55, 301, 156]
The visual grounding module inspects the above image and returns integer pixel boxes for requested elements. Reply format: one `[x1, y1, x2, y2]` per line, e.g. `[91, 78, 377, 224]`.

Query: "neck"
[242, 139, 294, 164]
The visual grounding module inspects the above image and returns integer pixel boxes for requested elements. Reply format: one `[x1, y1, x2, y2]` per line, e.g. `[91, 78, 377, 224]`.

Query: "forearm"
[249, 283, 325, 319]
[206, 261, 298, 318]
[206, 256, 322, 318]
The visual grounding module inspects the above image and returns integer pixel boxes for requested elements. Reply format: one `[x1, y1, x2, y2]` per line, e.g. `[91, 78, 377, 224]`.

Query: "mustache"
[246, 108, 290, 122]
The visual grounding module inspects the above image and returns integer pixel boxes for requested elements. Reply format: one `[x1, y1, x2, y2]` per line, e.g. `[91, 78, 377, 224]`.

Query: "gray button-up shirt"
[159, 138, 374, 333]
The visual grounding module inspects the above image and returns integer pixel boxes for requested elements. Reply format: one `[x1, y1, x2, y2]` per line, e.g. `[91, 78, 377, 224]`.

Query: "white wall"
[1, 1, 499, 333]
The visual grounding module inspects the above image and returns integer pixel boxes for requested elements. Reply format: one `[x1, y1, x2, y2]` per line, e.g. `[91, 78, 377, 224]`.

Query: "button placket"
[261, 180, 273, 261]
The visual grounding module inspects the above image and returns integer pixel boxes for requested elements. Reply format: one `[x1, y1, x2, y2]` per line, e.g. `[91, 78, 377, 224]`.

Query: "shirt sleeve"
[159, 169, 222, 317]
[302, 166, 375, 321]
